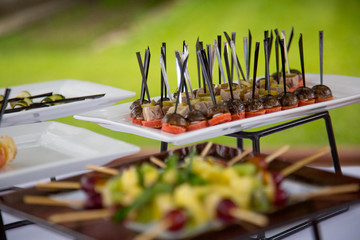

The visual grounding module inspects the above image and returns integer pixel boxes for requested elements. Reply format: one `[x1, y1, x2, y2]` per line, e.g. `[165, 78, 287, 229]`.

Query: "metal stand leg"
[227, 111, 341, 170]
[312, 220, 322, 240]
[160, 141, 168, 152]
[0, 211, 6, 240]
[236, 138, 244, 151]
[323, 112, 341, 174]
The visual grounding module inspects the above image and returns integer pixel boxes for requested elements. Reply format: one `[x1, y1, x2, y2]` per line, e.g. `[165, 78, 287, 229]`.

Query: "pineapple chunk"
[153, 193, 175, 220]
[174, 184, 208, 225]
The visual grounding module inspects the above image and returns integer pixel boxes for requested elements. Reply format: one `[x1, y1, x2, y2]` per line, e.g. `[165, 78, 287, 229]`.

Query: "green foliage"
[0, 0, 359, 148]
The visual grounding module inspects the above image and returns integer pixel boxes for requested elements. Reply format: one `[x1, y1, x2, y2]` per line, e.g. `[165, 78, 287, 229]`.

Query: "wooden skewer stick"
[49, 209, 111, 223]
[200, 142, 213, 157]
[86, 165, 119, 176]
[24, 196, 84, 207]
[36, 181, 81, 189]
[289, 183, 360, 201]
[134, 221, 171, 240]
[228, 149, 252, 166]
[230, 208, 269, 227]
[280, 146, 330, 177]
[265, 145, 290, 163]
[149, 156, 166, 168]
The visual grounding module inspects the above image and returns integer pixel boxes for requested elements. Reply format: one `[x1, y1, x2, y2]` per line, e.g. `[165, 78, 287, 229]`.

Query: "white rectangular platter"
[1, 79, 135, 127]
[74, 74, 360, 145]
[0, 121, 140, 188]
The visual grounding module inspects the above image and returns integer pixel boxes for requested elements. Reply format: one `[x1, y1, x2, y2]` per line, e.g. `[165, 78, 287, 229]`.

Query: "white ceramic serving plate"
[74, 74, 360, 145]
[1, 79, 135, 127]
[0, 121, 140, 188]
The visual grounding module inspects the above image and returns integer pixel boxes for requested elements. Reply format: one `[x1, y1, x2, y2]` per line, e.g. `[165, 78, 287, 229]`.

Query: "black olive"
[280, 92, 299, 107]
[224, 99, 245, 114]
[244, 99, 264, 112]
[162, 113, 189, 127]
[260, 95, 281, 109]
[293, 87, 315, 101]
[207, 103, 229, 118]
[185, 110, 207, 123]
[312, 84, 332, 99]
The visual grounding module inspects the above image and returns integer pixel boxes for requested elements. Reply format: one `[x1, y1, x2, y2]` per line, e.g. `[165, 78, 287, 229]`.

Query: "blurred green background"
[0, 0, 359, 152]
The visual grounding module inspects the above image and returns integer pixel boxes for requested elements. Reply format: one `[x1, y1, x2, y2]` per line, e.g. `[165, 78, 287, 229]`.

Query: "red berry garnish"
[216, 199, 237, 223]
[85, 192, 103, 209]
[164, 209, 187, 232]
[274, 188, 288, 207]
[80, 174, 97, 194]
[271, 171, 284, 187]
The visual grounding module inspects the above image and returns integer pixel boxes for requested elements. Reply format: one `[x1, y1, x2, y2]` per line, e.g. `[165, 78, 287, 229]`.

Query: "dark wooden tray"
[1, 143, 360, 240]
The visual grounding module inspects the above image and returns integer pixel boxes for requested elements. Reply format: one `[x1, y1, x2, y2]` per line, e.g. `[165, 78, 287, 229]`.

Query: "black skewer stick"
[197, 50, 216, 105]
[236, 55, 246, 81]
[224, 32, 234, 80]
[252, 42, 260, 99]
[161, 43, 167, 99]
[174, 56, 189, 114]
[175, 53, 192, 112]
[287, 26, 294, 52]
[247, 29, 252, 80]
[319, 30, 324, 85]
[217, 35, 222, 84]
[206, 44, 212, 81]
[4, 93, 106, 114]
[145, 46, 151, 82]
[196, 37, 202, 89]
[264, 30, 269, 39]
[274, 29, 280, 38]
[200, 41, 206, 92]
[223, 44, 234, 100]
[160, 44, 164, 102]
[4, 92, 53, 103]
[269, 30, 274, 60]
[264, 38, 271, 95]
[0, 88, 11, 125]
[280, 39, 287, 94]
[275, 34, 280, 84]
[231, 32, 236, 81]
[299, 34, 306, 87]
[183, 40, 186, 52]
[136, 51, 151, 104]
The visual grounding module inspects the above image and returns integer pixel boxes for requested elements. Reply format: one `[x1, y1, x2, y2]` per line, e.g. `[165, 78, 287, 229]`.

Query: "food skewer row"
[4, 93, 105, 114]
[129, 29, 334, 134]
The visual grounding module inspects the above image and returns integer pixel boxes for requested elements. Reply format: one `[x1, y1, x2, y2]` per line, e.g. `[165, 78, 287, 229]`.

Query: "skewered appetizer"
[128, 29, 334, 134]
[100, 147, 275, 235]
[0, 136, 17, 169]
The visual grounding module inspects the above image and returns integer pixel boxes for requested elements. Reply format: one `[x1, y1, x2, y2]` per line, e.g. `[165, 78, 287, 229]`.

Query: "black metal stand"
[227, 111, 341, 174]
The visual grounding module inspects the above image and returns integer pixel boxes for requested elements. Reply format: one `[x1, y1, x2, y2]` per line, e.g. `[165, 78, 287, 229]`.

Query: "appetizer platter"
[0, 143, 359, 240]
[75, 73, 360, 145]
[0, 79, 135, 127]
[0, 121, 140, 188]
[75, 30, 360, 145]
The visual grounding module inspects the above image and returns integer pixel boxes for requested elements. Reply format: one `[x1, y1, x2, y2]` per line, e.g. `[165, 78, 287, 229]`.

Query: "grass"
[0, 0, 359, 150]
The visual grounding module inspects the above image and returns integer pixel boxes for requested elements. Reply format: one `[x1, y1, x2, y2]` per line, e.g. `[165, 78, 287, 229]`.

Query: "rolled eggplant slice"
[280, 93, 299, 108]
[185, 110, 207, 123]
[293, 87, 315, 101]
[312, 84, 333, 100]
[224, 99, 245, 114]
[244, 99, 264, 112]
[207, 103, 229, 118]
[260, 95, 281, 109]
[162, 113, 189, 127]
